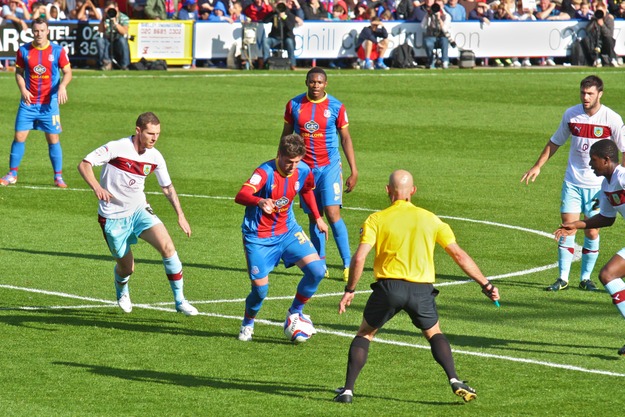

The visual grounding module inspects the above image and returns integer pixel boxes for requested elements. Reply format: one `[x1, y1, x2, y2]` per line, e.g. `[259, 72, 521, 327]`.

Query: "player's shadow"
[52, 361, 457, 405]
[0, 309, 228, 338]
[0, 247, 294, 277]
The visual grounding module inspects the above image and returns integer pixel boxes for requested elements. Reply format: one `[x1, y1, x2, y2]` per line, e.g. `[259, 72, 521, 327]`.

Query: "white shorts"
[560, 181, 600, 218]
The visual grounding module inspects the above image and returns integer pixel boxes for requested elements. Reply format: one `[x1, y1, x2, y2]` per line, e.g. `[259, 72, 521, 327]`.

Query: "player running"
[0, 18, 72, 188]
[235, 134, 328, 342]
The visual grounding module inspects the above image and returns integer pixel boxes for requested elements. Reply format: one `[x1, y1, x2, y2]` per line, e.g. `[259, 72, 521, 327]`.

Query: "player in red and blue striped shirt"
[281, 67, 358, 282]
[235, 134, 329, 342]
[0, 18, 72, 188]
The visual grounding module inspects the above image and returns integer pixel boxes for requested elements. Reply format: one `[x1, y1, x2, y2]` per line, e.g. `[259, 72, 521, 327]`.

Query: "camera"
[431, 3, 440, 13]
[594, 9, 604, 19]
[276, 3, 287, 13]
[106, 8, 117, 18]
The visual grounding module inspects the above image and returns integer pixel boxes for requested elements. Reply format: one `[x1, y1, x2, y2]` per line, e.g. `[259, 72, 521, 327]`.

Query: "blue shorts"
[15, 102, 62, 134]
[243, 224, 318, 280]
[560, 182, 600, 218]
[301, 162, 343, 214]
[98, 205, 162, 259]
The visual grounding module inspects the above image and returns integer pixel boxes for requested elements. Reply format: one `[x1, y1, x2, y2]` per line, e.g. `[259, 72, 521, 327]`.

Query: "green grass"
[1, 67, 625, 416]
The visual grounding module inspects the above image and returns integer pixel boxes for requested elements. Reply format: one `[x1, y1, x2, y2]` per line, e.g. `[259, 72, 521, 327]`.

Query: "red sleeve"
[284, 100, 294, 125]
[15, 49, 25, 69]
[234, 168, 267, 206]
[337, 104, 349, 130]
[300, 172, 321, 219]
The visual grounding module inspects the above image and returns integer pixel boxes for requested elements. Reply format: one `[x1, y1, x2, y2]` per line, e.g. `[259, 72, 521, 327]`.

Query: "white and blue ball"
[283, 313, 315, 343]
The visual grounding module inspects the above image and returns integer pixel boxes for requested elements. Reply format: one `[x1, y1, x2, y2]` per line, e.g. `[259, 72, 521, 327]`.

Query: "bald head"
[387, 170, 416, 201]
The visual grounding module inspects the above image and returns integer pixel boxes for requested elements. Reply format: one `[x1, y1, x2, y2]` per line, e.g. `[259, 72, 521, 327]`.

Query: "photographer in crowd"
[96, 0, 130, 70]
[584, 5, 619, 67]
[262, 1, 300, 70]
[421, 0, 455, 69]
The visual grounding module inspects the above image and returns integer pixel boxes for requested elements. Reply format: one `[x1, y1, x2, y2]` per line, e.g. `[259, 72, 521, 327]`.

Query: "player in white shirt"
[78, 112, 198, 316]
[521, 75, 625, 292]
[555, 139, 625, 355]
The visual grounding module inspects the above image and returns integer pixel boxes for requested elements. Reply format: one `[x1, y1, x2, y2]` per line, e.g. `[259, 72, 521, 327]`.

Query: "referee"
[334, 170, 500, 404]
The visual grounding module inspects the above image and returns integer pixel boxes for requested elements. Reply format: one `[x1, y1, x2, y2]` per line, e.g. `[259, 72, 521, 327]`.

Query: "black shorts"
[363, 279, 439, 331]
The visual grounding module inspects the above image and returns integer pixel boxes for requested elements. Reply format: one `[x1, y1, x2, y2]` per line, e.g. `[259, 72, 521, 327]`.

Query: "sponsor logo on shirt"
[275, 196, 289, 208]
[304, 120, 319, 133]
[34, 64, 46, 75]
[249, 173, 262, 185]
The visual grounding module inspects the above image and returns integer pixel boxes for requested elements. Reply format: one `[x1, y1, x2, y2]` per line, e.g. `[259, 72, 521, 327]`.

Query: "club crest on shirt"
[304, 120, 319, 133]
[143, 164, 152, 175]
[323, 109, 331, 118]
[594, 127, 604, 137]
[275, 196, 289, 208]
[48, 54, 55, 62]
[34, 64, 46, 75]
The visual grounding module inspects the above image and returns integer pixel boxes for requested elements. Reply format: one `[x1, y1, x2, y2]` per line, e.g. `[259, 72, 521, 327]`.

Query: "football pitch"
[1, 68, 624, 416]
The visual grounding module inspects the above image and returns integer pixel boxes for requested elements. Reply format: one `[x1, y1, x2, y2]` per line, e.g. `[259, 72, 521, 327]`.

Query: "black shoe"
[579, 280, 599, 291]
[618, 345, 625, 356]
[333, 388, 353, 403]
[546, 278, 569, 292]
[451, 380, 476, 402]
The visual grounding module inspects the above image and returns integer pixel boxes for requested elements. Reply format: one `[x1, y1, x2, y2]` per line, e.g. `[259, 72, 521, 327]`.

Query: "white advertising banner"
[194, 20, 625, 60]
[136, 21, 188, 59]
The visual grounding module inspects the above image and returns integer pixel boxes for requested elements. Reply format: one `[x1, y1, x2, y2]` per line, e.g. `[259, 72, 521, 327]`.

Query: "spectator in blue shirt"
[444, 0, 466, 21]
[179, 0, 200, 19]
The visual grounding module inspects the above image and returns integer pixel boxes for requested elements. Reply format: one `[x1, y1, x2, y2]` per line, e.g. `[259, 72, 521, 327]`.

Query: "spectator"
[352, 1, 368, 19]
[585, 6, 619, 67]
[422, 0, 454, 69]
[70, 0, 102, 20]
[607, 0, 623, 14]
[178, 0, 199, 19]
[469, 1, 493, 23]
[198, 0, 219, 13]
[614, 0, 625, 18]
[512, 0, 534, 66]
[208, 0, 232, 19]
[97, 0, 130, 70]
[445, 0, 466, 20]
[31, 2, 48, 19]
[575, 0, 593, 19]
[302, 0, 328, 19]
[144, 0, 167, 19]
[1, 0, 31, 30]
[229, 0, 246, 21]
[244, 0, 273, 68]
[355, 16, 389, 69]
[413, 0, 433, 22]
[285, 0, 304, 19]
[47, 3, 63, 19]
[263, 1, 298, 70]
[395, 0, 415, 19]
[492, 3, 514, 66]
[198, 6, 210, 18]
[534, 0, 560, 65]
[332, 2, 349, 18]
[380, 7, 392, 18]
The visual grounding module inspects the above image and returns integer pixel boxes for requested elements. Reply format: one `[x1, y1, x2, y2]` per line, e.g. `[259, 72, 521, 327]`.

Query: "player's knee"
[252, 283, 269, 300]
[305, 260, 326, 282]
[598, 266, 615, 286]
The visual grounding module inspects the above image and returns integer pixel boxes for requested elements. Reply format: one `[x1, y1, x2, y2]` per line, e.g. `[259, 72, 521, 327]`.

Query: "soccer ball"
[283, 313, 315, 343]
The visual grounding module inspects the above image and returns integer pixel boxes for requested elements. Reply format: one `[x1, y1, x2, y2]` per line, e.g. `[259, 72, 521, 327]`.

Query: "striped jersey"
[551, 104, 625, 188]
[83, 137, 171, 219]
[16, 41, 70, 105]
[284, 92, 349, 168]
[240, 159, 315, 240]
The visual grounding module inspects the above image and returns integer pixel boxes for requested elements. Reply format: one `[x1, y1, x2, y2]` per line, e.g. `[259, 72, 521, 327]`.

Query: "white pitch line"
[5, 187, 608, 377]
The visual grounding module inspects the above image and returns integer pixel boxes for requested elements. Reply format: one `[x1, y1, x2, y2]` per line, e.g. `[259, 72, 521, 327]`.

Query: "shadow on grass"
[52, 361, 458, 405]
[0, 247, 295, 277]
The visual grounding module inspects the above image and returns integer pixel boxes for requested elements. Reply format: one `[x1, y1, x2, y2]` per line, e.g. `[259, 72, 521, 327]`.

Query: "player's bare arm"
[521, 141, 560, 185]
[339, 243, 372, 314]
[15, 68, 33, 105]
[57, 65, 72, 105]
[555, 214, 616, 240]
[339, 127, 358, 193]
[161, 184, 191, 237]
[281, 123, 294, 139]
[444, 243, 500, 301]
[77, 160, 113, 202]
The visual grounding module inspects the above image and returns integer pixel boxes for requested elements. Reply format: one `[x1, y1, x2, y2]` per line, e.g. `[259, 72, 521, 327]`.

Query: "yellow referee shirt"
[360, 200, 456, 283]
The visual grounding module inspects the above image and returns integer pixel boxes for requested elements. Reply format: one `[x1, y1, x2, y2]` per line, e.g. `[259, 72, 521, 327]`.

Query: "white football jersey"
[551, 104, 625, 188]
[83, 136, 172, 219]
[599, 165, 625, 219]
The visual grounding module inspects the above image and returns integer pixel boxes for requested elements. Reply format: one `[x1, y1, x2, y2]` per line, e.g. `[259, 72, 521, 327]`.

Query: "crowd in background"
[1, 0, 623, 69]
